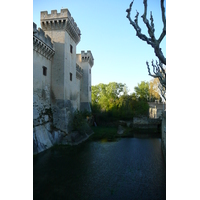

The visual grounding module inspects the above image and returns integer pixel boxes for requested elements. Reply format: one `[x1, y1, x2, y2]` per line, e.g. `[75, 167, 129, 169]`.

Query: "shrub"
[72, 110, 93, 135]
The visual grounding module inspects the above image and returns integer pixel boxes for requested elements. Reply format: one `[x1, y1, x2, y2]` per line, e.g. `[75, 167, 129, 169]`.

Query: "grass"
[89, 125, 161, 141]
[90, 126, 118, 141]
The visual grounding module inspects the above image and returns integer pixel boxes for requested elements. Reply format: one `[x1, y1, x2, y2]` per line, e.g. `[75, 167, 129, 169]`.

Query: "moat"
[33, 138, 166, 200]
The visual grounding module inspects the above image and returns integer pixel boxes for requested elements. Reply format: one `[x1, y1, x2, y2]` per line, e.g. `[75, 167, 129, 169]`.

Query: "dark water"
[34, 138, 166, 200]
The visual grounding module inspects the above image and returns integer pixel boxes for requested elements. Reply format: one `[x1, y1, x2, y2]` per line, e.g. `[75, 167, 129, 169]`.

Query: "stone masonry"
[33, 8, 94, 154]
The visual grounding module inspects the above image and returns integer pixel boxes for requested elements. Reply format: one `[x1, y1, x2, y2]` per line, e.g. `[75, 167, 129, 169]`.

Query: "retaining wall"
[161, 111, 166, 162]
[133, 116, 161, 129]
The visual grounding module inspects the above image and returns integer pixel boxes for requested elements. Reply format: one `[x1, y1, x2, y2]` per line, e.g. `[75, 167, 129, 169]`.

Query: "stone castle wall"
[40, 9, 81, 133]
[33, 9, 94, 154]
[33, 23, 56, 154]
[76, 51, 94, 111]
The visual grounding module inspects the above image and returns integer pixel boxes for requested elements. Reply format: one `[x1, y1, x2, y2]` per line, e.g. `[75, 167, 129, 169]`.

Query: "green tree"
[91, 82, 127, 111]
[134, 81, 150, 101]
[91, 82, 150, 123]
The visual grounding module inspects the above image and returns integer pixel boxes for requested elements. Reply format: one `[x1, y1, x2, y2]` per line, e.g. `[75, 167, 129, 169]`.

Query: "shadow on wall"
[51, 89, 56, 104]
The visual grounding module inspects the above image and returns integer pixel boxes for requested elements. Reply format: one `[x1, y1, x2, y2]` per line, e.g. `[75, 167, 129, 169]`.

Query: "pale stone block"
[44, 115, 49, 122]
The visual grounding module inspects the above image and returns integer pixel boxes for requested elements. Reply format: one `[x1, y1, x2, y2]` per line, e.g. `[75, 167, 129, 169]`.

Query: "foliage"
[92, 82, 127, 112]
[134, 81, 149, 101]
[91, 82, 152, 123]
[72, 110, 92, 135]
[149, 78, 161, 101]
[89, 125, 160, 141]
[90, 126, 118, 141]
[72, 110, 85, 130]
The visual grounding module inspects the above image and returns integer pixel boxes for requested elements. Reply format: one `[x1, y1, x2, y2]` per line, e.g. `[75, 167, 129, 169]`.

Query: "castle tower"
[76, 51, 94, 112]
[40, 9, 81, 104]
[40, 9, 81, 132]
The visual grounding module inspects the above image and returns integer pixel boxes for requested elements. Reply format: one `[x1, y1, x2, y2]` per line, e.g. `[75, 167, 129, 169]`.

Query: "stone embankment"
[117, 117, 161, 130]
[161, 111, 166, 162]
[33, 123, 66, 154]
[34, 123, 93, 155]
[33, 105, 93, 155]
[116, 117, 162, 137]
[132, 116, 162, 129]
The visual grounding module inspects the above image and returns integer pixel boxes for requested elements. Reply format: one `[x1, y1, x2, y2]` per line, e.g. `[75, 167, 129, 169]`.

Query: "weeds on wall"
[72, 110, 93, 135]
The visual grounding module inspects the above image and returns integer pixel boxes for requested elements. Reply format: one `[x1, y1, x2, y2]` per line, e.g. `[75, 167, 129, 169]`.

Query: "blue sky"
[33, 0, 166, 94]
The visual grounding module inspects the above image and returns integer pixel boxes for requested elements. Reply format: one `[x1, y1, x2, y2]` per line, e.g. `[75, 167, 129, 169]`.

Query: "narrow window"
[70, 73, 72, 81]
[89, 69, 91, 74]
[43, 66, 47, 76]
[89, 86, 91, 91]
[70, 44, 73, 54]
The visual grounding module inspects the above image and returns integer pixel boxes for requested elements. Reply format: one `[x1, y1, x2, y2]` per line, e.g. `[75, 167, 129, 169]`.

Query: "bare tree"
[126, 0, 166, 100]
[146, 60, 166, 100]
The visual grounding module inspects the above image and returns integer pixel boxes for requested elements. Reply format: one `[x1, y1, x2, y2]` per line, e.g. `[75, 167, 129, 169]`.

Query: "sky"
[33, 0, 166, 94]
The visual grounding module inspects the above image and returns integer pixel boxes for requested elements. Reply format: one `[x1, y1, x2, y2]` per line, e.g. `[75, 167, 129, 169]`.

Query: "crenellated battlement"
[40, 9, 81, 44]
[81, 51, 94, 67]
[33, 22, 55, 60]
[33, 22, 54, 48]
[41, 9, 71, 20]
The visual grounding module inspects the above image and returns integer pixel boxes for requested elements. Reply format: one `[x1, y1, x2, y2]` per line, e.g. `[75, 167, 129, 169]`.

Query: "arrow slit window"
[43, 66, 47, 76]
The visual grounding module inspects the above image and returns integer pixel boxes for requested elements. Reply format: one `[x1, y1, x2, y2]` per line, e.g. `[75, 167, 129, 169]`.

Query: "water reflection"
[34, 138, 166, 200]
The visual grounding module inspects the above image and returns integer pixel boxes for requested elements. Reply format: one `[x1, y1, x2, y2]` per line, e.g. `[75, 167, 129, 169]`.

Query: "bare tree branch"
[146, 60, 166, 89]
[157, 60, 165, 76]
[126, 1, 154, 47]
[126, 0, 166, 101]
[141, 0, 156, 41]
[126, 0, 166, 65]
[158, 82, 166, 101]
[158, 0, 166, 45]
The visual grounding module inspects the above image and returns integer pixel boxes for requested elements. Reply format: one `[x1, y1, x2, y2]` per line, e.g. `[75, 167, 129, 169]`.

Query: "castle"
[33, 8, 94, 154]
